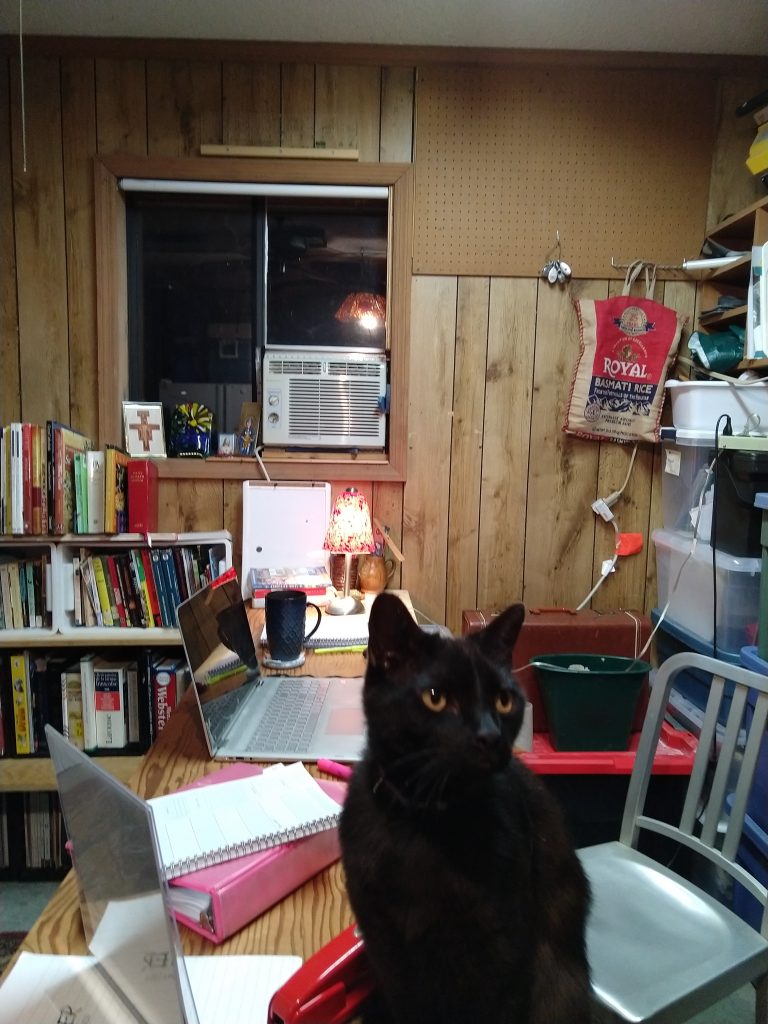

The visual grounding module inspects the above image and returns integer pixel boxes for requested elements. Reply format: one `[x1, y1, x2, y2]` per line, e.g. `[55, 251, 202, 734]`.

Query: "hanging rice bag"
[564, 261, 686, 443]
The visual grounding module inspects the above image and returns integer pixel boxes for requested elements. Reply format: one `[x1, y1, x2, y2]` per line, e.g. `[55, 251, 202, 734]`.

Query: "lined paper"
[148, 761, 342, 878]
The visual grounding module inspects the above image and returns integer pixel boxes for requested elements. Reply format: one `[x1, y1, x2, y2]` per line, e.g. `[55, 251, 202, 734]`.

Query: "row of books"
[74, 542, 224, 629]
[0, 552, 50, 631]
[0, 420, 159, 537]
[248, 565, 333, 607]
[0, 649, 190, 757]
[0, 791, 66, 877]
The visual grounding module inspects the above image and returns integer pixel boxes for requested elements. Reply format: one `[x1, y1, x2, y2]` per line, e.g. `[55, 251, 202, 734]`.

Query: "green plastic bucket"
[531, 654, 651, 751]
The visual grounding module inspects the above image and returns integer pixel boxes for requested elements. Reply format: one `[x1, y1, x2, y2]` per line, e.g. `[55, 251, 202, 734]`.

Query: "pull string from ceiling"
[18, 0, 27, 172]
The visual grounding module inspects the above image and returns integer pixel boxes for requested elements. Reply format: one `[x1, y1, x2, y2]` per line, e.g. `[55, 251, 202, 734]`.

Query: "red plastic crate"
[518, 722, 697, 776]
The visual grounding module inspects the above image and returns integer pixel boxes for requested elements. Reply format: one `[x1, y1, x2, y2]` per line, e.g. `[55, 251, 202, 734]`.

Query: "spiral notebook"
[148, 761, 343, 879]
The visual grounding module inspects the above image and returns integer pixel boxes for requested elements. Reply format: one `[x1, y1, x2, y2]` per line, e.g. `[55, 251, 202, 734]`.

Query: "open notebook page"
[0, 952, 301, 1024]
[148, 761, 342, 878]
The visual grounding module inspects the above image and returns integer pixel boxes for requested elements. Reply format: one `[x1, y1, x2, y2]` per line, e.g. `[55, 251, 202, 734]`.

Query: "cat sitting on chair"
[340, 594, 591, 1024]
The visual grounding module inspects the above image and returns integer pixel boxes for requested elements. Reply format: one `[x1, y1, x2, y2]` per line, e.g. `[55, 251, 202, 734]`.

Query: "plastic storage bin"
[652, 528, 761, 652]
[732, 813, 768, 931]
[660, 428, 715, 535]
[715, 449, 768, 558]
[653, 610, 741, 725]
[739, 646, 768, 833]
[665, 379, 768, 435]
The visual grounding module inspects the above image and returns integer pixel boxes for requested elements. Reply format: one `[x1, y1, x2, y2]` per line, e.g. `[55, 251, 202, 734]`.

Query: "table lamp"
[323, 487, 375, 615]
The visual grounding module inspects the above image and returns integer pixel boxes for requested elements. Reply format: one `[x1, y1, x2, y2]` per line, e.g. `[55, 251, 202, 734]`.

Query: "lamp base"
[325, 593, 366, 616]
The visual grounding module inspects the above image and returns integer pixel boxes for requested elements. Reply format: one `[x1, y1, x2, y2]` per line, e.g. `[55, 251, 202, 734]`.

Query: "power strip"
[716, 434, 768, 453]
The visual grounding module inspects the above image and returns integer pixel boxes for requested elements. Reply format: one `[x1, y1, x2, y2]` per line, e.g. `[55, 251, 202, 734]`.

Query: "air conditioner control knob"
[268, 413, 279, 424]
[268, 394, 279, 406]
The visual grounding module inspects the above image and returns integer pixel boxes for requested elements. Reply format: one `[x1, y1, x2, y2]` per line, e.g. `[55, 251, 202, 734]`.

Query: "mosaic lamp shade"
[323, 488, 375, 615]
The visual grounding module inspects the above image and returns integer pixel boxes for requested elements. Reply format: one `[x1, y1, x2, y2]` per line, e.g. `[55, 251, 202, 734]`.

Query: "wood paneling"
[95, 58, 147, 154]
[61, 57, 99, 440]
[146, 60, 221, 155]
[523, 281, 604, 609]
[447, 277, 490, 625]
[315, 65, 381, 161]
[0, 57, 20, 423]
[380, 67, 415, 163]
[2, 45, 754, 631]
[707, 75, 767, 228]
[403, 276, 458, 624]
[223, 63, 280, 146]
[280, 64, 315, 148]
[477, 279, 537, 611]
[11, 56, 70, 425]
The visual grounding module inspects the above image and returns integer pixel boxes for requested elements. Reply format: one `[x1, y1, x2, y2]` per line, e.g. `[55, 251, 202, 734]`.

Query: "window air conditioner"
[262, 349, 387, 448]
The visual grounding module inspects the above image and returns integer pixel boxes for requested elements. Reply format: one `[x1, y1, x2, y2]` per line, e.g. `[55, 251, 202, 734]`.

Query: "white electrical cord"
[636, 452, 718, 661]
[575, 442, 639, 611]
[576, 517, 620, 611]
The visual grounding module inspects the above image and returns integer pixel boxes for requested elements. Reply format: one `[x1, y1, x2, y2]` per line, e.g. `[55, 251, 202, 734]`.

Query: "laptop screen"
[176, 573, 263, 755]
[46, 725, 199, 1024]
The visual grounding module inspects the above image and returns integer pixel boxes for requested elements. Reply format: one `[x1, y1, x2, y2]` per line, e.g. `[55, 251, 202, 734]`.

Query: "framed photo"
[218, 432, 237, 456]
[122, 401, 167, 458]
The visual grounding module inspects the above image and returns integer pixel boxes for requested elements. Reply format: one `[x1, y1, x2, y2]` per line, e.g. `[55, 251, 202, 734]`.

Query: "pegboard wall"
[414, 66, 717, 279]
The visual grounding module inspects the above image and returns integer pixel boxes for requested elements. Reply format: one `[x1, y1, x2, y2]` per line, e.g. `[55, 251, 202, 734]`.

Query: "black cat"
[339, 594, 591, 1024]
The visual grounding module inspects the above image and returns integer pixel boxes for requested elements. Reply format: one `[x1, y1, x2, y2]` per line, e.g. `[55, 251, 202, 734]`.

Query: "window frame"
[94, 154, 413, 482]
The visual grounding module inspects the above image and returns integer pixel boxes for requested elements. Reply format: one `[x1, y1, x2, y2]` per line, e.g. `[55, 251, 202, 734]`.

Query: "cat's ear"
[469, 603, 525, 665]
[367, 592, 427, 672]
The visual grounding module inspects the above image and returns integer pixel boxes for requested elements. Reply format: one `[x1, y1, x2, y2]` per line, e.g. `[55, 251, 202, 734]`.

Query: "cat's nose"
[475, 716, 507, 764]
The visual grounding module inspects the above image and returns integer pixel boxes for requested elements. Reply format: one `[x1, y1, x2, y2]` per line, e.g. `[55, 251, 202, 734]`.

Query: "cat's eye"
[421, 688, 447, 712]
[495, 691, 516, 715]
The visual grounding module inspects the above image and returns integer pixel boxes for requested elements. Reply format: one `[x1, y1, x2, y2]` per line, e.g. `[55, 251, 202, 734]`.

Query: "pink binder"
[168, 762, 346, 944]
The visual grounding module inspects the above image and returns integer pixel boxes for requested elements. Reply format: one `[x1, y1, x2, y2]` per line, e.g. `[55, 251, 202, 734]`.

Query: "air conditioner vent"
[262, 349, 387, 448]
[327, 360, 383, 378]
[268, 358, 323, 376]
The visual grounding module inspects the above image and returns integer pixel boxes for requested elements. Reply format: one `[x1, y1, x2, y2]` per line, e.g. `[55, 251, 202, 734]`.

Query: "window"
[95, 156, 413, 482]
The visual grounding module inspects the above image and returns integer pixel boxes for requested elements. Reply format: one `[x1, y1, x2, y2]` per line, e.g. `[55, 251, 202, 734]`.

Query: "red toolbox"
[461, 607, 651, 733]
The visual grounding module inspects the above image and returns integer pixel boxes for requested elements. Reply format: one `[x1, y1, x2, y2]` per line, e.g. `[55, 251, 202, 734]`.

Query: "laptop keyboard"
[245, 678, 331, 753]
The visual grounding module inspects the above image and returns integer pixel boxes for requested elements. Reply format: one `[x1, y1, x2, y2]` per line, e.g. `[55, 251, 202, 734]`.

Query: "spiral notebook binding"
[164, 811, 340, 878]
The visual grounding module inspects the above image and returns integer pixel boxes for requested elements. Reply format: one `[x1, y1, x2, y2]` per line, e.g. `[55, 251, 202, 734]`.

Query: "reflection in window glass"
[127, 193, 389, 437]
[266, 197, 387, 351]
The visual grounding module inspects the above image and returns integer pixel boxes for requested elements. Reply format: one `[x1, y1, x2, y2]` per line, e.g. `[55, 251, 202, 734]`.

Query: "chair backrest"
[620, 651, 768, 938]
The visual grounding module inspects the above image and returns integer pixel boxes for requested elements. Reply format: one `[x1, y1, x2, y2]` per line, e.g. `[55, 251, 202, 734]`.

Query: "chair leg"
[755, 973, 768, 1024]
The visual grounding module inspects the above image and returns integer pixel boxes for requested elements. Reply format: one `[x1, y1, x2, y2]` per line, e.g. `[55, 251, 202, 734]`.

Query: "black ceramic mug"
[265, 589, 322, 664]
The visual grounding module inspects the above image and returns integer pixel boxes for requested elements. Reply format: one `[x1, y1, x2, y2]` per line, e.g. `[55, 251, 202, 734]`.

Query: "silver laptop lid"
[46, 725, 199, 1024]
[175, 571, 263, 756]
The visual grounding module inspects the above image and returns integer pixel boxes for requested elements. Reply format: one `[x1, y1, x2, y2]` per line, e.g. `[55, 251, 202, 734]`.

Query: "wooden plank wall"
[1, 47, 765, 634]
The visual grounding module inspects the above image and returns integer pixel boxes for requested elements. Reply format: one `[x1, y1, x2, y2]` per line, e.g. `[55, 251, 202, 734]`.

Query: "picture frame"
[217, 432, 237, 456]
[122, 401, 167, 458]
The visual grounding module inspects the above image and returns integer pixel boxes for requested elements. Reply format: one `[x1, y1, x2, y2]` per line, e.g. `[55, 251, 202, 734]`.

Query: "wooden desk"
[20, 606, 373, 961]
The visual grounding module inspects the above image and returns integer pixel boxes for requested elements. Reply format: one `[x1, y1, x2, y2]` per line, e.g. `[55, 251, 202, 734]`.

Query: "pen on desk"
[317, 758, 354, 780]
[314, 644, 367, 655]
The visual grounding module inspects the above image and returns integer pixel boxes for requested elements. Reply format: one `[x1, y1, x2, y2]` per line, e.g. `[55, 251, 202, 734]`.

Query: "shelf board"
[0, 754, 140, 792]
[0, 628, 182, 647]
[698, 305, 748, 329]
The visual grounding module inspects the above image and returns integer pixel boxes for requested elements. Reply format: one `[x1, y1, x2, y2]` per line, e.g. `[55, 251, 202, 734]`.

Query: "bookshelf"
[697, 194, 768, 370]
[0, 533, 230, 776]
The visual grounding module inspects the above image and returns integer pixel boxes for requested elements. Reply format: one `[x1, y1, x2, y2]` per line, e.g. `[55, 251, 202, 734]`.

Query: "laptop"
[175, 573, 366, 762]
[11, 725, 301, 1024]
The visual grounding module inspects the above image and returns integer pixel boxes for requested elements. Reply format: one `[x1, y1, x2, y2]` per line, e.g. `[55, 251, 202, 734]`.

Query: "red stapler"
[268, 922, 376, 1024]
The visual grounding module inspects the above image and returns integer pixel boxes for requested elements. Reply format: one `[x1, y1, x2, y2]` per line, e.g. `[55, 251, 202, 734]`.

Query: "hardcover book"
[126, 458, 159, 533]
[9, 650, 34, 754]
[52, 424, 95, 535]
[93, 660, 128, 749]
[151, 656, 187, 737]
[85, 449, 105, 533]
[103, 445, 131, 534]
